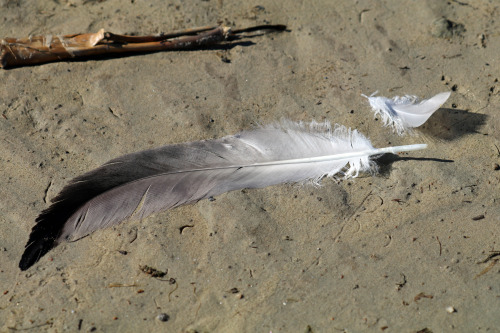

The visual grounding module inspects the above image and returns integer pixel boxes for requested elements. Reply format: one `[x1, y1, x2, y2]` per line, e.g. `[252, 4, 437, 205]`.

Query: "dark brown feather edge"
[19, 146, 181, 270]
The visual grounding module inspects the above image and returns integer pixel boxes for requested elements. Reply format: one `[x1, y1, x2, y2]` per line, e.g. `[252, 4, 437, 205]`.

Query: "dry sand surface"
[1, 0, 499, 332]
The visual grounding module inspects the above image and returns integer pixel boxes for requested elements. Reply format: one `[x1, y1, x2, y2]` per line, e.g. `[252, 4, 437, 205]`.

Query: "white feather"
[363, 91, 451, 135]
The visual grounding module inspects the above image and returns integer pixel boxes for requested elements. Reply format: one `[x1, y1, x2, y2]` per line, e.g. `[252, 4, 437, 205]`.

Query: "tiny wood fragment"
[0, 24, 286, 68]
[414, 292, 433, 302]
[475, 259, 498, 279]
[139, 264, 167, 278]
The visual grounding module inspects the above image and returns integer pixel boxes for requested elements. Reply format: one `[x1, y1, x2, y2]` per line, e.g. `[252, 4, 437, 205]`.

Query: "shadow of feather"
[374, 154, 454, 177]
[418, 108, 488, 141]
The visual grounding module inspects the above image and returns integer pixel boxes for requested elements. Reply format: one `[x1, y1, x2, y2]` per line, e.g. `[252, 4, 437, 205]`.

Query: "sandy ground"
[1, 0, 499, 332]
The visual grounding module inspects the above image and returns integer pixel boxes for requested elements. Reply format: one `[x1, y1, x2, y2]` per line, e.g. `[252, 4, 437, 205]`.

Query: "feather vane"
[363, 92, 451, 135]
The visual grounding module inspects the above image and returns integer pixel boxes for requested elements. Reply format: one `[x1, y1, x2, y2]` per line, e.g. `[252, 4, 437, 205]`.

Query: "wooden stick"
[0, 24, 286, 69]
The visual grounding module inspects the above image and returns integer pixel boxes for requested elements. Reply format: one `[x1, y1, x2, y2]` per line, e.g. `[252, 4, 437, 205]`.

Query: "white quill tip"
[363, 91, 451, 135]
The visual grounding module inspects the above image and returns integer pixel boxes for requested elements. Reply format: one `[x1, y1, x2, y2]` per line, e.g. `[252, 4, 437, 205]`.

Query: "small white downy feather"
[363, 91, 451, 135]
[19, 120, 427, 271]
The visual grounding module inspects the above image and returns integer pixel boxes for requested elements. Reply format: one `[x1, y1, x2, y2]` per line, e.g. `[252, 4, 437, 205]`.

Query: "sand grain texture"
[1, 0, 499, 332]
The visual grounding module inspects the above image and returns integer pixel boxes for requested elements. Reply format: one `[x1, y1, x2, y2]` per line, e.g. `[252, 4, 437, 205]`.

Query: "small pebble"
[157, 313, 170, 322]
[446, 306, 456, 313]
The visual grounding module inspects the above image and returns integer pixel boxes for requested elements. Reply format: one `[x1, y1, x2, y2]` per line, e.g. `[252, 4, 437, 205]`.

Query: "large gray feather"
[59, 121, 375, 240]
[19, 121, 425, 270]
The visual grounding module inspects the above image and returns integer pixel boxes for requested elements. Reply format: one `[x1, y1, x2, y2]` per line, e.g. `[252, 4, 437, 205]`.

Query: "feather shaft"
[248, 143, 427, 166]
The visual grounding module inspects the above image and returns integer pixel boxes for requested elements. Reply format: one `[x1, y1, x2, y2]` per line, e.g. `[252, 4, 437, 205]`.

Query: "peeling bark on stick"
[0, 24, 286, 68]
